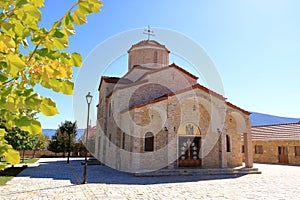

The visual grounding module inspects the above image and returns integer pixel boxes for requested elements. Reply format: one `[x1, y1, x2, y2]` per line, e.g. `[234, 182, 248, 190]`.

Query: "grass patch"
[0, 158, 39, 186]
[0, 166, 27, 186]
[0, 158, 39, 165]
[21, 158, 39, 164]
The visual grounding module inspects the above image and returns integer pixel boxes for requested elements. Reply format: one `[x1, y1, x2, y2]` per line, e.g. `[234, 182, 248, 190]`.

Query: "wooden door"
[278, 146, 289, 164]
[178, 137, 201, 167]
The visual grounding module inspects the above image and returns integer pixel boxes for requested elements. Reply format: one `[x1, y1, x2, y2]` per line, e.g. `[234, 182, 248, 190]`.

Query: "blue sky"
[37, 0, 300, 128]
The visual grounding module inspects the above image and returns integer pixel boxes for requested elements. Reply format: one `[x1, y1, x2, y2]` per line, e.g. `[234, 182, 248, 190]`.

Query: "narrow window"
[108, 103, 111, 117]
[122, 132, 125, 149]
[255, 145, 263, 154]
[242, 145, 245, 153]
[144, 132, 154, 152]
[154, 51, 158, 63]
[109, 134, 111, 147]
[295, 146, 300, 156]
[226, 135, 231, 152]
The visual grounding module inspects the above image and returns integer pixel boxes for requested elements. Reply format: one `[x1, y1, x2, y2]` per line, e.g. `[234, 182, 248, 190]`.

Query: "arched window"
[144, 132, 154, 152]
[226, 135, 231, 152]
[108, 103, 111, 117]
[154, 51, 158, 63]
[122, 132, 125, 149]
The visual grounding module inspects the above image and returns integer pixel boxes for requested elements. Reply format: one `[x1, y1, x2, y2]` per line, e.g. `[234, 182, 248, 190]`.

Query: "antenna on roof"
[143, 25, 155, 40]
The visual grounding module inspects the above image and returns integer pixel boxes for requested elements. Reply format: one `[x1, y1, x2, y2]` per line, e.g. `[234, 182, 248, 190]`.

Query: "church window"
[122, 132, 126, 149]
[154, 51, 158, 63]
[144, 132, 154, 152]
[255, 145, 263, 154]
[226, 135, 231, 152]
[295, 146, 300, 156]
[109, 134, 111, 147]
[108, 103, 111, 117]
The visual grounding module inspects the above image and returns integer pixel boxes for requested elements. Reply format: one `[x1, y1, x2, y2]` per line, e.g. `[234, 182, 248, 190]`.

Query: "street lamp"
[82, 92, 93, 184]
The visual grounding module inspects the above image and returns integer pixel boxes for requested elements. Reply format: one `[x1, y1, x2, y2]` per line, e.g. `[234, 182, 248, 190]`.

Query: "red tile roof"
[98, 76, 132, 91]
[121, 83, 249, 116]
[251, 122, 300, 140]
[226, 102, 251, 115]
[135, 63, 198, 82]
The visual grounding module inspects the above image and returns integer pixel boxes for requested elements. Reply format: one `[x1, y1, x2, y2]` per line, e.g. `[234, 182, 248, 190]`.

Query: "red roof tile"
[251, 122, 300, 140]
[98, 76, 132, 91]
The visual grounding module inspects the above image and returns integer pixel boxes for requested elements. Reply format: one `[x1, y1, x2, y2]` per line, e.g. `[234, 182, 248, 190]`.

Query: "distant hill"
[250, 112, 300, 126]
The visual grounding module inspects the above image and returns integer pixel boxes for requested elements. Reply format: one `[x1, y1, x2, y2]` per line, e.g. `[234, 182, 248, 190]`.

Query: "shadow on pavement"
[18, 159, 246, 185]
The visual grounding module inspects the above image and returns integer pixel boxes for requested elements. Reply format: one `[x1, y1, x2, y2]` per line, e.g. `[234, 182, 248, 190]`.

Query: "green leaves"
[72, 0, 103, 24]
[0, 0, 103, 170]
[61, 80, 74, 95]
[71, 52, 82, 67]
[14, 117, 42, 134]
[78, 0, 103, 14]
[40, 98, 59, 116]
[0, 129, 21, 170]
[0, 33, 16, 52]
[6, 54, 26, 77]
[72, 10, 87, 25]
[28, 0, 45, 8]
[4, 148, 21, 165]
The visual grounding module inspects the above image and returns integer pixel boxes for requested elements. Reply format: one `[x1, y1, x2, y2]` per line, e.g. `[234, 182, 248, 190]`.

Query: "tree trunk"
[67, 134, 71, 163]
[63, 137, 66, 158]
[32, 150, 36, 158]
[22, 150, 25, 163]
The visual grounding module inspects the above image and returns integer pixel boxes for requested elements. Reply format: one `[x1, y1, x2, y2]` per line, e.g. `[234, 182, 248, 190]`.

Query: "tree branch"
[2, 2, 80, 87]
[26, 2, 79, 64]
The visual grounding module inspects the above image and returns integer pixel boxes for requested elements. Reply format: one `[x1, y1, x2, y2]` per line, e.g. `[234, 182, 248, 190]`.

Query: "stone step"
[134, 167, 261, 177]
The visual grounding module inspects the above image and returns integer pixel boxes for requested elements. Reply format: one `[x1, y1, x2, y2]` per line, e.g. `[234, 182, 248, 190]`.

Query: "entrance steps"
[134, 167, 261, 177]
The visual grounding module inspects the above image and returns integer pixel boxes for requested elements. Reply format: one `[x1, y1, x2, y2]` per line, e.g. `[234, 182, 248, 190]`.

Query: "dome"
[128, 40, 170, 53]
[127, 40, 170, 71]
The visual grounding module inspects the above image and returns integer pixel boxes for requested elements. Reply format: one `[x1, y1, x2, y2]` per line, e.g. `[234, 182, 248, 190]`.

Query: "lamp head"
[86, 92, 93, 104]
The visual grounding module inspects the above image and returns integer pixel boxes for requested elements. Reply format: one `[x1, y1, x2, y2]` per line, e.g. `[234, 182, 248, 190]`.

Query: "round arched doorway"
[177, 123, 201, 167]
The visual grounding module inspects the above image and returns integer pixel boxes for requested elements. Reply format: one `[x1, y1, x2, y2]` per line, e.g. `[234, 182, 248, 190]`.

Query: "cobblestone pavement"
[0, 158, 299, 199]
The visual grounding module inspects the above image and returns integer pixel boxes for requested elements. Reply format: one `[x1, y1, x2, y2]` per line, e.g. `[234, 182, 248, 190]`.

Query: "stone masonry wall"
[225, 114, 243, 167]
[128, 48, 169, 70]
[250, 140, 300, 165]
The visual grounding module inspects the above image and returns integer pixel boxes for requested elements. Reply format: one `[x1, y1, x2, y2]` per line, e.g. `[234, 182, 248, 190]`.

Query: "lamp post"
[82, 92, 93, 184]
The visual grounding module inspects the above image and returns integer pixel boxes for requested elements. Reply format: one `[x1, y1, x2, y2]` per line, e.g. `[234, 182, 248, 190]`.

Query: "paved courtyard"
[0, 158, 299, 199]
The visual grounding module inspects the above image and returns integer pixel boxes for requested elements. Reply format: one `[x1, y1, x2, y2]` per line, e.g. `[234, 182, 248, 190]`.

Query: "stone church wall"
[128, 48, 169, 70]
[202, 141, 220, 168]
[250, 140, 300, 165]
[144, 67, 197, 94]
[225, 115, 243, 167]
[123, 67, 152, 82]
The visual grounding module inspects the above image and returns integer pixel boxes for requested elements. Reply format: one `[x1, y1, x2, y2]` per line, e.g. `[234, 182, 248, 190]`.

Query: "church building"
[95, 39, 254, 173]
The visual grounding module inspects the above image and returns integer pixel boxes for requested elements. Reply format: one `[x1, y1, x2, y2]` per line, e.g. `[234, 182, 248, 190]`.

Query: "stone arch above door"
[227, 111, 247, 133]
[173, 96, 211, 135]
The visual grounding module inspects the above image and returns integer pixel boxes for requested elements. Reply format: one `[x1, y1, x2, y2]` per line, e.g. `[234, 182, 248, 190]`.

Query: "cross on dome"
[143, 25, 155, 40]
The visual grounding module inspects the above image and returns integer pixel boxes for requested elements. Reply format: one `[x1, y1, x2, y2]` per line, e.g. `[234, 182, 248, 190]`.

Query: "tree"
[48, 121, 77, 161]
[0, 129, 20, 170]
[0, 0, 103, 170]
[4, 127, 32, 162]
[28, 133, 48, 158]
[59, 120, 77, 163]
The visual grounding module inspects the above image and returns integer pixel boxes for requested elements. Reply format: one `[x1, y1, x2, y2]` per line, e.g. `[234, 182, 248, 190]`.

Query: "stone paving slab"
[0, 158, 300, 199]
